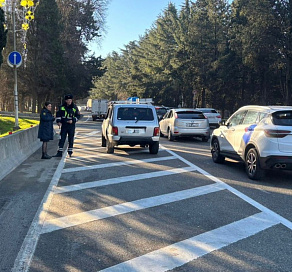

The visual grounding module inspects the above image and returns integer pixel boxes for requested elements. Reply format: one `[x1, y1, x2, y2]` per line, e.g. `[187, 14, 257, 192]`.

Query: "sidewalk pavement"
[0, 137, 63, 272]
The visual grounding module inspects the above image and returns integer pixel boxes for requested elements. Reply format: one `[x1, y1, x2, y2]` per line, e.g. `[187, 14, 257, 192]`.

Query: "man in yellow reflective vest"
[54, 94, 80, 157]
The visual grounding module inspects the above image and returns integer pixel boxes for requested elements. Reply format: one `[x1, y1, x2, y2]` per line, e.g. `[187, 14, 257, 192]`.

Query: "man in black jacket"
[54, 94, 80, 157]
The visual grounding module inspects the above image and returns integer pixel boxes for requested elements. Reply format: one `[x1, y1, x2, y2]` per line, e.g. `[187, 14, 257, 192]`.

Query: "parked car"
[101, 101, 160, 154]
[196, 108, 222, 128]
[155, 106, 168, 121]
[159, 108, 210, 142]
[210, 105, 292, 180]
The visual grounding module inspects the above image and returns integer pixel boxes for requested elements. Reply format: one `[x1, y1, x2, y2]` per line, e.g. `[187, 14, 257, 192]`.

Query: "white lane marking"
[54, 166, 197, 194]
[77, 131, 100, 138]
[12, 148, 68, 272]
[84, 115, 91, 122]
[74, 141, 101, 146]
[100, 212, 278, 272]
[67, 148, 167, 160]
[62, 156, 176, 173]
[73, 146, 103, 151]
[42, 184, 224, 234]
[162, 145, 292, 231]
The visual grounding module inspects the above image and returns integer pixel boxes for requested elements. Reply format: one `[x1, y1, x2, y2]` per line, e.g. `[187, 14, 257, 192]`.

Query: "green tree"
[0, 8, 7, 67]
[24, 0, 65, 112]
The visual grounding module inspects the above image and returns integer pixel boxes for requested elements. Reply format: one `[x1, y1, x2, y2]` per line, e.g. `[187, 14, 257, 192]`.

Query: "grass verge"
[0, 116, 39, 137]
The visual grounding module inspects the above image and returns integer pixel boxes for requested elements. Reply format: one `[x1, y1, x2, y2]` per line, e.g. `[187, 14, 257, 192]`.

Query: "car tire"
[168, 128, 174, 141]
[202, 136, 209, 142]
[106, 140, 114, 154]
[245, 148, 265, 180]
[101, 134, 106, 147]
[211, 138, 225, 163]
[149, 141, 159, 154]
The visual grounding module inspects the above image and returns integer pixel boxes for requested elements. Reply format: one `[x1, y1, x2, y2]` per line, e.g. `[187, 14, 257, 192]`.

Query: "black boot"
[53, 151, 62, 157]
[68, 152, 73, 157]
[41, 153, 52, 159]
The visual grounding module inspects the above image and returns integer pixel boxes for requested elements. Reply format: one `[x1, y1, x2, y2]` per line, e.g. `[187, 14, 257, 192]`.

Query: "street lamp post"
[12, 0, 19, 130]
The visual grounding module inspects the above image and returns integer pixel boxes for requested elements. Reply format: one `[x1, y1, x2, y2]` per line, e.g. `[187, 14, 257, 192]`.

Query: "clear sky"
[89, 0, 186, 58]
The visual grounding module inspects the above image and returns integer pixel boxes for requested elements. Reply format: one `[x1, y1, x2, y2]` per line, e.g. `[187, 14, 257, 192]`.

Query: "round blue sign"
[8, 51, 22, 67]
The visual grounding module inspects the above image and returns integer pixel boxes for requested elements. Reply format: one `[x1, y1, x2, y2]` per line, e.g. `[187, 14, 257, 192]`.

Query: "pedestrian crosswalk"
[13, 128, 292, 272]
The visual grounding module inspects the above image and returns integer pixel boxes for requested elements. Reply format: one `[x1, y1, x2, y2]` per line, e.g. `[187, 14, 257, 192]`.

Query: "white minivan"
[211, 105, 292, 180]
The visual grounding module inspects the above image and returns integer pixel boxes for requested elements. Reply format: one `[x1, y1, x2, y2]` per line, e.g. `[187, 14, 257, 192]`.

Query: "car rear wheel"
[245, 148, 265, 180]
[149, 141, 159, 154]
[106, 140, 114, 154]
[168, 128, 174, 141]
[211, 138, 225, 163]
[101, 134, 106, 147]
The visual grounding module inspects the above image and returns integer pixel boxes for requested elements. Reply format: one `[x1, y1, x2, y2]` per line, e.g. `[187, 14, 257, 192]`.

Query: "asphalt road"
[1, 113, 292, 272]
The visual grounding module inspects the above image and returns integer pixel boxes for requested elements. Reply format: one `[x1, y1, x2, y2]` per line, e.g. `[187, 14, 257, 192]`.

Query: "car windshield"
[272, 111, 292, 126]
[117, 107, 154, 121]
[176, 111, 205, 119]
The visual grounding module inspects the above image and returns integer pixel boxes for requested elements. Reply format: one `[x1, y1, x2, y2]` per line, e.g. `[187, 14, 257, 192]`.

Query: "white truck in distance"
[91, 99, 108, 121]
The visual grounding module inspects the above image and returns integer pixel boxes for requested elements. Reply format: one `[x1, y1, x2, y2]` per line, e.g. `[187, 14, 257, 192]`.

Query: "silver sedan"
[159, 108, 210, 142]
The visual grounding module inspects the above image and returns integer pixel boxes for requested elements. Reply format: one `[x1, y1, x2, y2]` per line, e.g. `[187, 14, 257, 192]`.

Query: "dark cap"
[64, 94, 73, 100]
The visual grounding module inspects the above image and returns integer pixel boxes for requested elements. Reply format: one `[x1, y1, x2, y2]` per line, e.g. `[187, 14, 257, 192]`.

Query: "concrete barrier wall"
[0, 126, 42, 181]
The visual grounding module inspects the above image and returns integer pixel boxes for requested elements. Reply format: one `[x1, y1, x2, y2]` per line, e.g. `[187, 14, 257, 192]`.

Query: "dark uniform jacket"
[38, 108, 55, 141]
[56, 102, 80, 126]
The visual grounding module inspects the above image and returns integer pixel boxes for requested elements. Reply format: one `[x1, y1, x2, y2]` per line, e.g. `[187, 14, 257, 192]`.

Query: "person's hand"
[58, 123, 62, 128]
[67, 120, 73, 124]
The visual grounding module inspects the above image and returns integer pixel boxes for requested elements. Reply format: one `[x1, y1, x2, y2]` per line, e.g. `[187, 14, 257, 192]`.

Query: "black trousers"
[58, 124, 75, 152]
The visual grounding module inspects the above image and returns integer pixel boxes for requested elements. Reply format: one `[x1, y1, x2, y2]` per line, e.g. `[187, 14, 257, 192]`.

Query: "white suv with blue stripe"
[211, 105, 292, 180]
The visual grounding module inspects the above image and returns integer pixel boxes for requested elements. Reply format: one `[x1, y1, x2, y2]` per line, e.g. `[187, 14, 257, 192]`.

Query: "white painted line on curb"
[62, 155, 176, 173]
[54, 166, 198, 194]
[42, 183, 225, 234]
[100, 212, 278, 272]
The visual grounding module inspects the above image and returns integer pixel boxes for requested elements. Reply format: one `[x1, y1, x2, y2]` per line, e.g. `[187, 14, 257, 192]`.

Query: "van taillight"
[175, 113, 178, 119]
[216, 115, 221, 118]
[112, 126, 118, 135]
[153, 127, 160, 136]
[264, 129, 291, 138]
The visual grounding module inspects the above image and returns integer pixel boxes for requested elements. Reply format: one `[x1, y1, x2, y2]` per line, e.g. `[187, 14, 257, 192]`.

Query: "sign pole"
[12, 0, 19, 130]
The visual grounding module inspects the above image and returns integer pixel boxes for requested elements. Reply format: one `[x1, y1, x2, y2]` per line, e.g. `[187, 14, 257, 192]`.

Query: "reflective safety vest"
[61, 106, 77, 119]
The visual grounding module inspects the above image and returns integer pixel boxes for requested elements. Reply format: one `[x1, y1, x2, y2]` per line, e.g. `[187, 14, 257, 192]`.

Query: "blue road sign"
[7, 51, 22, 67]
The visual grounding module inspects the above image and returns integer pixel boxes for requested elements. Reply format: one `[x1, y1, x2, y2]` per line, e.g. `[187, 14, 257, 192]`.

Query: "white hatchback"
[196, 108, 222, 128]
[210, 105, 292, 180]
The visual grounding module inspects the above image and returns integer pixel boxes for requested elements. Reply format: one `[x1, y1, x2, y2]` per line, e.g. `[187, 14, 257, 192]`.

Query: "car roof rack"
[109, 98, 153, 105]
